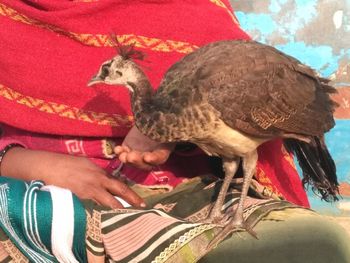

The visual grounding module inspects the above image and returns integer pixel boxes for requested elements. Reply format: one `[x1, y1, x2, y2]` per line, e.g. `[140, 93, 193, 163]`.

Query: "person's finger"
[120, 149, 139, 164]
[118, 151, 153, 170]
[143, 143, 175, 165]
[105, 178, 146, 208]
[118, 152, 128, 163]
[114, 146, 123, 155]
[125, 151, 142, 163]
[143, 149, 171, 165]
[114, 145, 131, 155]
[92, 188, 124, 209]
[126, 151, 154, 170]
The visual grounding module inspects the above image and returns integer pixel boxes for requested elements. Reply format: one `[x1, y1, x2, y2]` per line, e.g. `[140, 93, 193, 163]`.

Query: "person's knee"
[260, 209, 350, 263]
[201, 209, 350, 263]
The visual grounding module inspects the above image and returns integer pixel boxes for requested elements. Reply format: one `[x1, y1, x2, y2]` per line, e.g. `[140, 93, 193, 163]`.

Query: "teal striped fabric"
[0, 177, 86, 262]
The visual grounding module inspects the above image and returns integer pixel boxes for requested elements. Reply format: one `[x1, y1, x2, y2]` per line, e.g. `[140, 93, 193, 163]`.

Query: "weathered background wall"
[230, 0, 350, 216]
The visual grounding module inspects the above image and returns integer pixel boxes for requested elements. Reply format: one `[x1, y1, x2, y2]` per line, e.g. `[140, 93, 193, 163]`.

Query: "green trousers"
[201, 209, 350, 263]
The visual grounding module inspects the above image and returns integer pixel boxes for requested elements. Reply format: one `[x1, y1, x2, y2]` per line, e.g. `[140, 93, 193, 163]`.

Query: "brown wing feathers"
[200, 42, 335, 137]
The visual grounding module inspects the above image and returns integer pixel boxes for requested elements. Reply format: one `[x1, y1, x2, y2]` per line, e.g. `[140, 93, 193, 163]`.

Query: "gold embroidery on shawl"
[101, 139, 116, 159]
[208, 0, 240, 25]
[152, 224, 215, 263]
[86, 211, 106, 263]
[0, 239, 28, 263]
[0, 3, 197, 53]
[153, 203, 177, 213]
[0, 244, 9, 262]
[185, 204, 212, 223]
[255, 167, 283, 198]
[86, 211, 103, 243]
[0, 84, 133, 127]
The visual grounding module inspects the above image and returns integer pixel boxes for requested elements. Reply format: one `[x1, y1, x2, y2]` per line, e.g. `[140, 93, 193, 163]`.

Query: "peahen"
[88, 40, 339, 247]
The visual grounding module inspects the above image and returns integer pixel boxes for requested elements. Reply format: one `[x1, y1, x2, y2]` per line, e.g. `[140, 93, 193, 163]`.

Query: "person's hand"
[1, 147, 145, 209]
[115, 125, 175, 170]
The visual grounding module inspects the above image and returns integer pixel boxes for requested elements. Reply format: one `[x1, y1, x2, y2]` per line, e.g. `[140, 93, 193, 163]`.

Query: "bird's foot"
[198, 209, 231, 227]
[206, 216, 258, 251]
[198, 215, 229, 227]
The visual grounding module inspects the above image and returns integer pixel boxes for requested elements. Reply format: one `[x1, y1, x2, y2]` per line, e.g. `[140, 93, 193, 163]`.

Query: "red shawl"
[0, 0, 309, 206]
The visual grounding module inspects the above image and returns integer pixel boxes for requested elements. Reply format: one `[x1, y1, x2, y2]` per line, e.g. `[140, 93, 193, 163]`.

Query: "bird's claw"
[245, 225, 258, 239]
[198, 212, 231, 227]
[206, 218, 258, 251]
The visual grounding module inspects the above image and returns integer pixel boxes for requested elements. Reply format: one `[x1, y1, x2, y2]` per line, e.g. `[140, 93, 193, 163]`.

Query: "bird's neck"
[128, 69, 170, 142]
[130, 78, 152, 102]
[129, 70, 155, 120]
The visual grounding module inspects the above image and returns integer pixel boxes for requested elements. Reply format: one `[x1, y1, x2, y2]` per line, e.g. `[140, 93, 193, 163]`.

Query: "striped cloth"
[83, 177, 298, 262]
[0, 177, 87, 263]
[0, 176, 298, 262]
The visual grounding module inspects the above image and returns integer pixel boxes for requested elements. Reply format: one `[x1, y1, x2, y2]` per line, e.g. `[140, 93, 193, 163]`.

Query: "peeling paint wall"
[230, 0, 350, 215]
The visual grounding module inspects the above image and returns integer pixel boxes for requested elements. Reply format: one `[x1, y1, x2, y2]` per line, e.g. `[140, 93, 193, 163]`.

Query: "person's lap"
[142, 180, 350, 263]
[0, 176, 349, 263]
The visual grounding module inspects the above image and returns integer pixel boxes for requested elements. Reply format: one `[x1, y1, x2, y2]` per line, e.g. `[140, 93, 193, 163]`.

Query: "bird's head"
[88, 43, 145, 93]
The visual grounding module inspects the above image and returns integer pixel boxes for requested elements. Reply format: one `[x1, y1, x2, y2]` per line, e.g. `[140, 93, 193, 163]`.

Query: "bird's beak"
[87, 75, 103, 87]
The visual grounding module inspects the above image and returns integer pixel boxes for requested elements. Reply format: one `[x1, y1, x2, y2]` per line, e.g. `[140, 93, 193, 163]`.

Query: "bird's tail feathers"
[319, 78, 339, 108]
[283, 137, 339, 202]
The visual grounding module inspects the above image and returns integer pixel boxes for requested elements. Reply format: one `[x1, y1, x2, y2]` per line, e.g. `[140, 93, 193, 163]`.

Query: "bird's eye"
[116, 70, 123, 77]
[101, 65, 109, 76]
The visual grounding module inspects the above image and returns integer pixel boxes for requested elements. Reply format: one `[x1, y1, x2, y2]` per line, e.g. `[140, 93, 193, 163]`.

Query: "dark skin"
[1, 126, 174, 208]
[115, 125, 175, 170]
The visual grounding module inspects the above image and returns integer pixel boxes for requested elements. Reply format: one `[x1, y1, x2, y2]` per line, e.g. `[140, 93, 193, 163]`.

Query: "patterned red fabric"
[0, 0, 248, 137]
[0, 0, 309, 206]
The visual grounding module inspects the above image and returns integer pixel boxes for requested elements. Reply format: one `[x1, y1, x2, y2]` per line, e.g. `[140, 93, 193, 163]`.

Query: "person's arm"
[0, 146, 145, 209]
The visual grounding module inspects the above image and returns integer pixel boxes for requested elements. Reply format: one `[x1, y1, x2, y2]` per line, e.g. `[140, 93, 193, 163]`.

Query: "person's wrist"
[0, 143, 24, 175]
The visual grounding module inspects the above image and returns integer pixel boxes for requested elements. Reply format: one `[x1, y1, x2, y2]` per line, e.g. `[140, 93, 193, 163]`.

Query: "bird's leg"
[202, 157, 240, 224]
[227, 150, 258, 233]
[207, 150, 258, 251]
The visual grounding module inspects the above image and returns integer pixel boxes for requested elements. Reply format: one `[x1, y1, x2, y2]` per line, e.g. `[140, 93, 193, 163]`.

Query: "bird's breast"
[194, 120, 268, 158]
